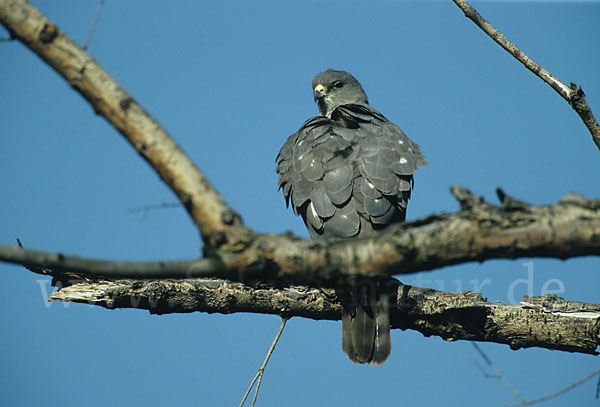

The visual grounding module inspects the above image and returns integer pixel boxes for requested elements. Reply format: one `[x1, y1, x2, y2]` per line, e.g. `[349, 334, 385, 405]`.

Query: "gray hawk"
[276, 69, 427, 365]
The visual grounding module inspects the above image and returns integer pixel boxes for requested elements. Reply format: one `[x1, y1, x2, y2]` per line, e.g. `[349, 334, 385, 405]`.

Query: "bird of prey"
[276, 69, 427, 365]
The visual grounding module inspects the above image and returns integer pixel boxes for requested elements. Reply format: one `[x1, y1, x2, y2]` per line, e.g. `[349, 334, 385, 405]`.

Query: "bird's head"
[312, 69, 369, 117]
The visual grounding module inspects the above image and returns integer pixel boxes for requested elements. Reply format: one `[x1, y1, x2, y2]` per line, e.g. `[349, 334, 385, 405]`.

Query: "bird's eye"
[333, 81, 344, 89]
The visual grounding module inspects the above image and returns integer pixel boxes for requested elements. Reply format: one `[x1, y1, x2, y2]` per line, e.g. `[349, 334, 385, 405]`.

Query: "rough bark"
[1, 0, 597, 281]
[1, 0, 599, 360]
[2, 188, 598, 285]
[47, 277, 600, 355]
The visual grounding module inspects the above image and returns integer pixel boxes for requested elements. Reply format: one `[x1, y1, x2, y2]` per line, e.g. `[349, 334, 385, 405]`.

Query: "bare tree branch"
[2, 0, 597, 281]
[247, 187, 600, 283]
[0, 244, 227, 279]
[42, 277, 600, 355]
[0, 0, 249, 248]
[7, 189, 596, 357]
[2, 188, 599, 283]
[2, 0, 598, 372]
[452, 0, 600, 151]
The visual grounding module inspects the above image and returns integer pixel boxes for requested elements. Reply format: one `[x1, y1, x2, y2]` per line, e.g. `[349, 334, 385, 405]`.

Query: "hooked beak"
[313, 90, 325, 102]
[313, 84, 326, 102]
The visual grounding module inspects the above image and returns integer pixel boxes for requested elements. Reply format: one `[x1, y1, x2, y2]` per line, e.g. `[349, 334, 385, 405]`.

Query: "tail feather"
[350, 304, 376, 364]
[341, 280, 391, 365]
[341, 309, 355, 360]
[371, 292, 391, 365]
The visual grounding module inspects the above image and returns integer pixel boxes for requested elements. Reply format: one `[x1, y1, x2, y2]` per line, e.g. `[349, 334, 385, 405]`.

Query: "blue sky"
[1, 1, 599, 406]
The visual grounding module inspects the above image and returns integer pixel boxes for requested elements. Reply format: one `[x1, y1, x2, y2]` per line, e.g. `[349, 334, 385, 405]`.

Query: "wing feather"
[276, 104, 425, 239]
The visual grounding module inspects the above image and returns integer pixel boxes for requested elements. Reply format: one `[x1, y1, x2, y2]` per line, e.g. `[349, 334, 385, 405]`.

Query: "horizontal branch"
[4, 0, 598, 281]
[47, 277, 600, 355]
[0, 0, 248, 247]
[227, 187, 600, 283]
[452, 0, 600, 151]
[2, 188, 597, 356]
[0, 245, 227, 279]
[2, 188, 599, 284]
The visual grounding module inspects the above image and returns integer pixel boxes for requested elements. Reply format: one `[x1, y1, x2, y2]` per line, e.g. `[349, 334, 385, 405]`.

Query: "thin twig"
[128, 202, 182, 214]
[471, 343, 526, 404]
[452, 0, 600, 151]
[470, 358, 496, 379]
[128, 202, 182, 220]
[83, 0, 105, 50]
[240, 317, 289, 407]
[473, 342, 600, 406]
[505, 367, 600, 406]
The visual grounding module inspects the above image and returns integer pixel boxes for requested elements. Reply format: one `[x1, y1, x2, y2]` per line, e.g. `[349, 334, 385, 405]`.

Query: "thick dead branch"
[452, 0, 600, 151]
[46, 277, 600, 355]
[0, 0, 249, 247]
[256, 188, 600, 283]
[2, 0, 597, 281]
[2, 188, 599, 284]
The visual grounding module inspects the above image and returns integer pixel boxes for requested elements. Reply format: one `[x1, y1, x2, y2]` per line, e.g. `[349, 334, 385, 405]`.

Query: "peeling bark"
[47, 277, 600, 355]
